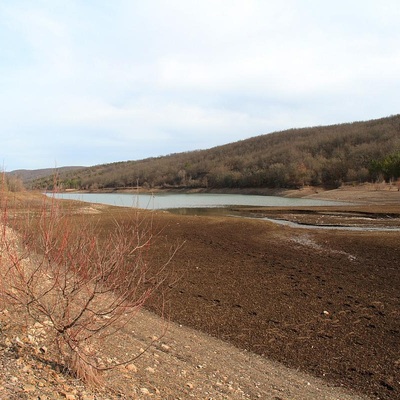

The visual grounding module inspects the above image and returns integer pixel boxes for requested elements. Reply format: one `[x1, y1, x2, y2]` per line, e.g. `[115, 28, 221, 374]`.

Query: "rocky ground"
[1, 184, 399, 399]
[0, 306, 369, 400]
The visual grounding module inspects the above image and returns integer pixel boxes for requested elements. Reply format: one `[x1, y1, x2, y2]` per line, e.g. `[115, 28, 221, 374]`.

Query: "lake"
[50, 192, 346, 210]
[50, 192, 400, 231]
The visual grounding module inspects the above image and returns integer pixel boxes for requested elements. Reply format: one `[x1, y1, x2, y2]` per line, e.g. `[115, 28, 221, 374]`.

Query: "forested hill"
[33, 114, 400, 190]
[6, 166, 84, 192]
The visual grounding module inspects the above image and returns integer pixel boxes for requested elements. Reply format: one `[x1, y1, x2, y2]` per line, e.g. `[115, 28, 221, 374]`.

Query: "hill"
[29, 114, 400, 190]
[7, 166, 85, 189]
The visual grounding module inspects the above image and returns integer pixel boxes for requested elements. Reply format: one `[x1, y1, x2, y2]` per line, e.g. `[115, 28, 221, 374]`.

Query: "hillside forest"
[12, 115, 400, 191]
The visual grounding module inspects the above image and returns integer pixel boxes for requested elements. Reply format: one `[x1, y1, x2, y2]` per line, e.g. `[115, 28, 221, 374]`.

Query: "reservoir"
[50, 192, 400, 231]
[51, 192, 346, 210]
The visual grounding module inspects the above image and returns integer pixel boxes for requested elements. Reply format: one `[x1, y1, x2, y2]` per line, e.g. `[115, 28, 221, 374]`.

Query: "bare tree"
[0, 193, 175, 385]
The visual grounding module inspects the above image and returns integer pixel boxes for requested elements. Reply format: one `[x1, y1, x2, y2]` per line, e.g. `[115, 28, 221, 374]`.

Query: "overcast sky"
[1, 0, 399, 171]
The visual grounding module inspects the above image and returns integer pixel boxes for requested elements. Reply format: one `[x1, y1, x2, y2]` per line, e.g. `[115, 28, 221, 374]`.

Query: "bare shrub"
[0, 193, 175, 385]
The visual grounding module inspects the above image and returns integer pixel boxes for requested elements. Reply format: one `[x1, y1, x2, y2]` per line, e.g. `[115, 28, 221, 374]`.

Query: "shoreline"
[61, 182, 400, 203]
[60, 183, 400, 213]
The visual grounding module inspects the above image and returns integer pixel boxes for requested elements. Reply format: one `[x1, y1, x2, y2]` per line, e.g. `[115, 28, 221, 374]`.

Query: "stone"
[23, 384, 36, 392]
[140, 387, 150, 395]
[59, 392, 76, 400]
[14, 336, 24, 347]
[81, 395, 95, 400]
[126, 364, 137, 372]
[27, 334, 37, 345]
[22, 364, 32, 373]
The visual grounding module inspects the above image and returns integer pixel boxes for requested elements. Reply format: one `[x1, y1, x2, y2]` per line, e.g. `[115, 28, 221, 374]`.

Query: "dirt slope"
[0, 306, 370, 399]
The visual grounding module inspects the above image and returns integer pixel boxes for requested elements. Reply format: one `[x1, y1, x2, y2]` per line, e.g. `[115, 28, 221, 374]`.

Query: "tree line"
[31, 114, 400, 191]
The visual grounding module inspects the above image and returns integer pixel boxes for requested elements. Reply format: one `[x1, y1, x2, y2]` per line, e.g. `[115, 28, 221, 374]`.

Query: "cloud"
[0, 0, 399, 170]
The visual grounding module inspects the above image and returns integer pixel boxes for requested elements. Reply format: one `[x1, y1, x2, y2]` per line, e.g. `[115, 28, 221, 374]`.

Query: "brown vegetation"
[28, 114, 400, 191]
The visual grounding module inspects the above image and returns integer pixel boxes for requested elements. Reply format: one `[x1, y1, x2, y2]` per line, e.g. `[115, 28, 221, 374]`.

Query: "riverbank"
[302, 182, 400, 204]
[230, 184, 400, 230]
[1, 187, 399, 399]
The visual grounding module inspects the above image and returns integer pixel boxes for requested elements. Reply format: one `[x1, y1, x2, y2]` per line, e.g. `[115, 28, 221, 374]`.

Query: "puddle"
[262, 217, 400, 232]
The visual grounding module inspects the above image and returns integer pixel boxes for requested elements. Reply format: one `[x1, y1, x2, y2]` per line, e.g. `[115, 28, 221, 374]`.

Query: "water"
[50, 192, 347, 210]
[49, 192, 400, 231]
[261, 217, 400, 232]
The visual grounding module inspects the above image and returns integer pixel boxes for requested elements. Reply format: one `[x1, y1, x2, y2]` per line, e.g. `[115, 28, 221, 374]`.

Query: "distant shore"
[63, 182, 400, 204]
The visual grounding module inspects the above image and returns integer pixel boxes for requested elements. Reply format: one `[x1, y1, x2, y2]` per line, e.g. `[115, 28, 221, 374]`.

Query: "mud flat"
[3, 186, 398, 399]
[143, 185, 400, 400]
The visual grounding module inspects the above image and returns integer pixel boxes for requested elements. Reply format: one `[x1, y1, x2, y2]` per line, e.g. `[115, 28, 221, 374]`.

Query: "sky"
[1, 0, 399, 171]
